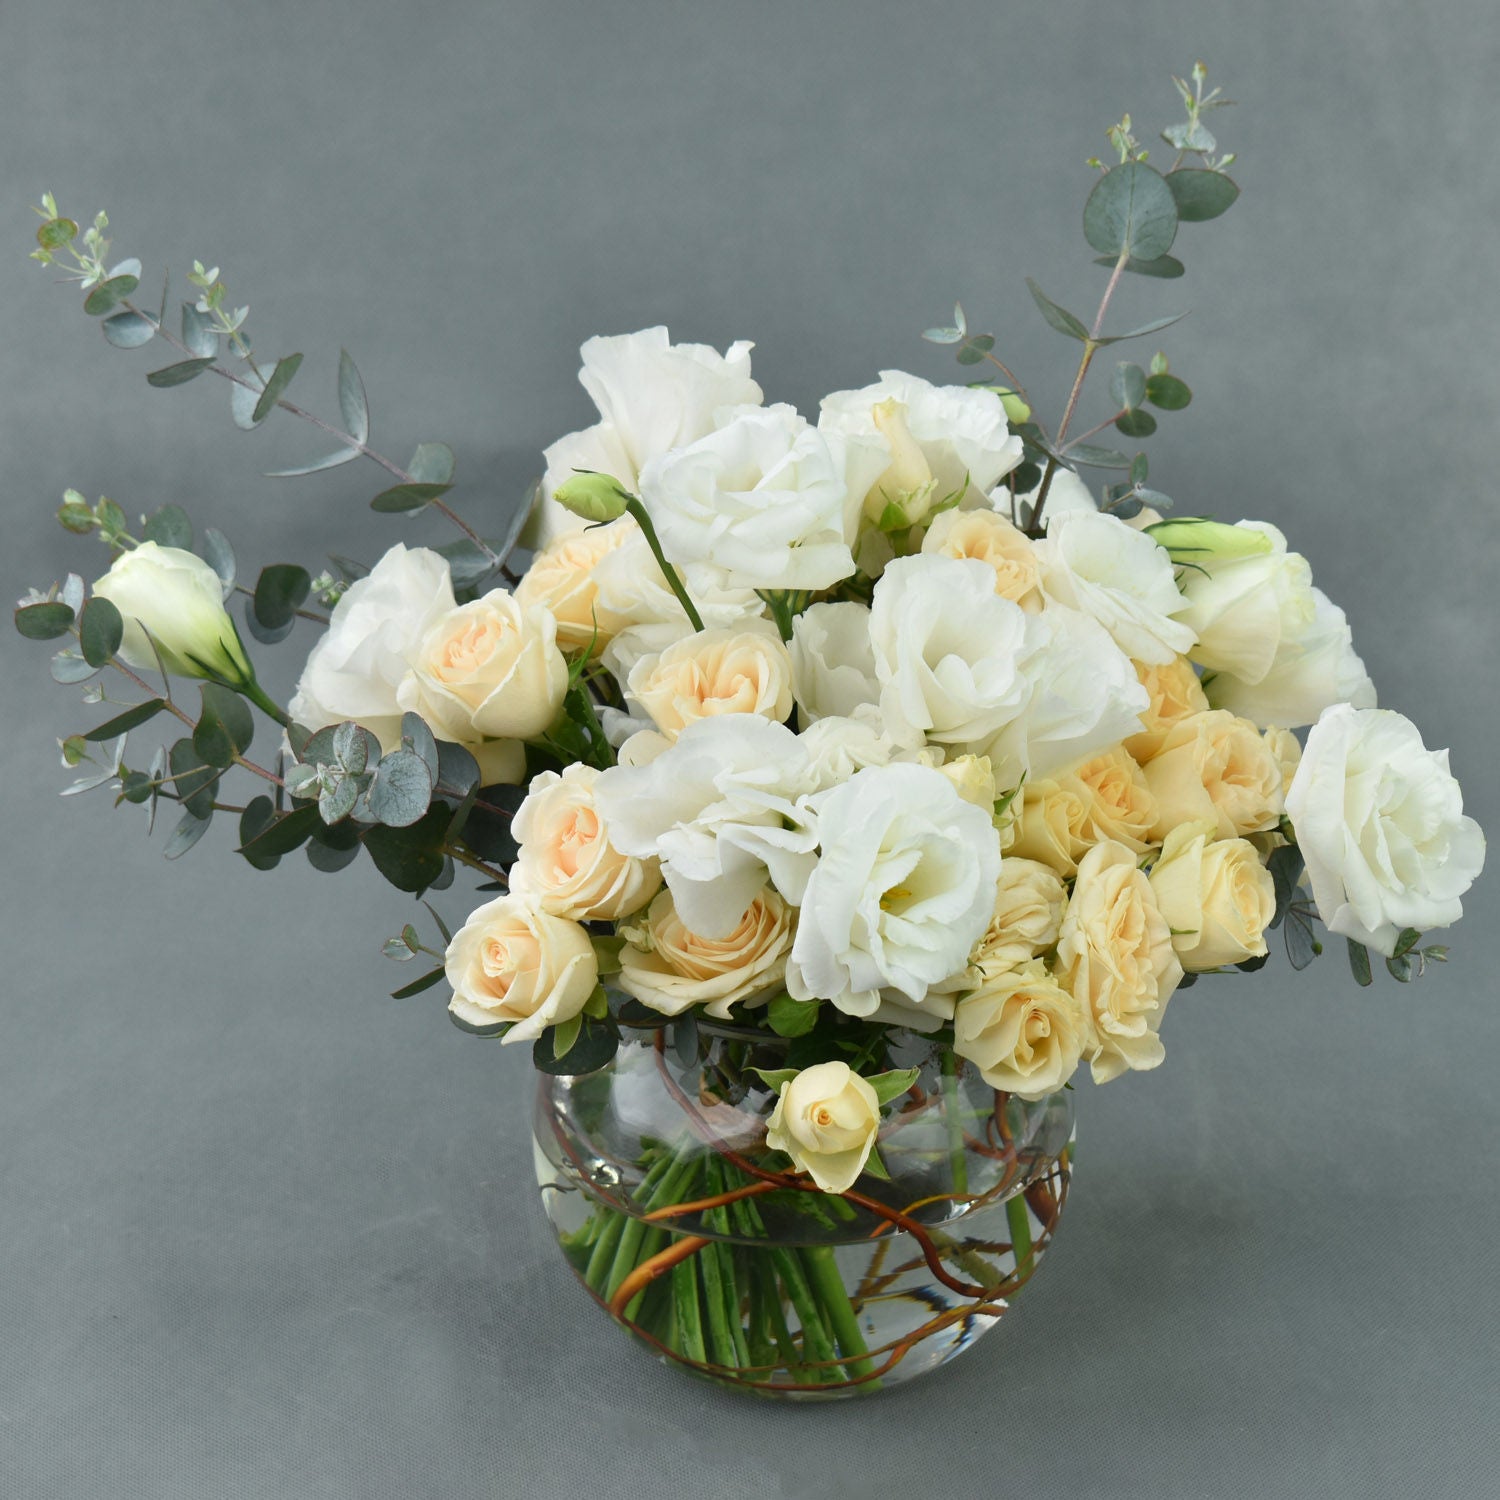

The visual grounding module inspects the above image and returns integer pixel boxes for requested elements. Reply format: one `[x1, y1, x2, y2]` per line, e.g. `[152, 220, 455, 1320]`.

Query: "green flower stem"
[771, 1247, 840, 1384]
[604, 1144, 699, 1303]
[240, 676, 290, 727]
[1007, 1192, 1034, 1283]
[941, 1049, 969, 1196]
[703, 1157, 752, 1369]
[672, 1256, 708, 1366]
[586, 1149, 672, 1291]
[801, 1244, 880, 1388]
[624, 498, 703, 632]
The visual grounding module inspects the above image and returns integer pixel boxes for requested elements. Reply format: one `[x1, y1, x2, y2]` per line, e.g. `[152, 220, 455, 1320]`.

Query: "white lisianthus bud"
[866, 397, 938, 528]
[765, 1062, 882, 1194]
[953, 962, 1089, 1100]
[444, 895, 599, 1043]
[551, 470, 631, 524]
[1145, 518, 1277, 564]
[93, 542, 253, 685]
[1285, 705, 1485, 956]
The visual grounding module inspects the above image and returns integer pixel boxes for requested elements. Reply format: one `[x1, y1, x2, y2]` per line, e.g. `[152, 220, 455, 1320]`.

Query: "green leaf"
[1066, 444, 1133, 470]
[1385, 952, 1414, 982]
[1110, 362, 1147, 412]
[367, 749, 433, 828]
[242, 597, 295, 646]
[168, 738, 220, 818]
[142, 503, 193, 549]
[249, 352, 303, 424]
[408, 442, 455, 485]
[237, 803, 322, 860]
[78, 596, 123, 667]
[1097, 312, 1187, 347]
[252, 564, 311, 629]
[338, 350, 370, 445]
[549, 1013, 583, 1063]
[15, 601, 76, 640]
[1115, 408, 1158, 438]
[1392, 927, 1422, 959]
[36, 217, 77, 251]
[200, 528, 236, 593]
[399, 712, 440, 785]
[865, 1066, 920, 1106]
[1267, 845, 1306, 928]
[1346, 938, 1374, 988]
[84, 698, 168, 742]
[194, 681, 254, 768]
[1146, 373, 1192, 411]
[1095, 253, 1185, 279]
[51, 650, 98, 684]
[82, 273, 140, 317]
[748, 1067, 798, 1094]
[363, 805, 450, 893]
[146, 357, 214, 388]
[181, 303, 218, 358]
[370, 481, 453, 515]
[767, 992, 819, 1038]
[862, 1145, 891, 1182]
[1083, 161, 1179, 263]
[1166, 168, 1240, 223]
[391, 967, 446, 1000]
[237, 796, 282, 871]
[1025, 278, 1090, 341]
[264, 447, 361, 479]
[435, 739, 481, 796]
[590, 934, 625, 975]
[318, 775, 360, 825]
[307, 839, 361, 874]
[163, 808, 213, 860]
[101, 311, 156, 348]
[532, 1017, 619, 1075]
[1284, 904, 1322, 971]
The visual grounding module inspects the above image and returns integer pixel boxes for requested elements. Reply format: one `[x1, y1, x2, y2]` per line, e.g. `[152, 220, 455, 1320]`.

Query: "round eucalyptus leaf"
[1109, 362, 1147, 413]
[78, 596, 124, 668]
[1083, 162, 1179, 263]
[101, 311, 156, 349]
[14, 602, 75, 640]
[1146, 373, 1193, 411]
[1166, 169, 1240, 223]
[1115, 408, 1159, 438]
[368, 749, 434, 829]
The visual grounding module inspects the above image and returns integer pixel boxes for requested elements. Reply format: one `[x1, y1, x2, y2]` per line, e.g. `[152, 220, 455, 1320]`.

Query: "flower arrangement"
[15, 66, 1485, 1397]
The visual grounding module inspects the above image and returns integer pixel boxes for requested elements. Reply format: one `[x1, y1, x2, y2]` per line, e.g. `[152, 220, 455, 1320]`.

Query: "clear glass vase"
[532, 1021, 1075, 1399]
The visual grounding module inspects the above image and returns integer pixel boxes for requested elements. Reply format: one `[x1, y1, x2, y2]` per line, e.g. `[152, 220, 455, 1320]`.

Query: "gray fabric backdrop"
[2, 2, 1496, 1496]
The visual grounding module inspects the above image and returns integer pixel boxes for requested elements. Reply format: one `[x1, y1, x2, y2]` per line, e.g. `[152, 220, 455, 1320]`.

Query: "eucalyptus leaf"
[1109, 362, 1147, 412]
[1096, 312, 1188, 346]
[84, 699, 168, 742]
[142, 503, 193, 550]
[1083, 161, 1179, 262]
[1166, 169, 1240, 223]
[337, 349, 370, 446]
[363, 805, 450, 893]
[1025, 278, 1090, 342]
[1115, 408, 1158, 438]
[1146, 373, 1193, 410]
[448, 1010, 509, 1038]
[533, 1017, 619, 1076]
[408, 442, 455, 485]
[200, 528, 236, 594]
[391, 967, 446, 1000]
[242, 596, 295, 646]
[370, 481, 452, 515]
[101, 311, 156, 348]
[51, 650, 99, 685]
[250, 352, 304, 425]
[36, 217, 77, 251]
[78, 597, 123, 667]
[83, 273, 140, 317]
[1346, 938, 1374, 988]
[163, 808, 213, 860]
[168, 738, 220, 819]
[367, 749, 434, 828]
[181, 302, 218, 358]
[229, 372, 265, 431]
[238, 796, 282, 871]
[238, 804, 322, 859]
[318, 775, 360, 825]
[434, 739, 481, 797]
[400, 712, 440, 785]
[14, 601, 75, 639]
[1094, 253, 1186, 279]
[264, 447, 361, 479]
[146, 357, 215, 388]
[252, 564, 311, 629]
[306, 839, 361, 874]
[1066, 444, 1133, 470]
[195, 681, 254, 763]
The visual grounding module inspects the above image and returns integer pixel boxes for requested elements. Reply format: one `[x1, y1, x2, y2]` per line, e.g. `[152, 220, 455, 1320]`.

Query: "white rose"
[789, 601, 882, 725]
[93, 541, 253, 686]
[953, 963, 1089, 1100]
[638, 403, 889, 592]
[618, 886, 794, 1019]
[1035, 509, 1196, 664]
[765, 1063, 882, 1194]
[510, 763, 661, 921]
[534, 326, 762, 541]
[786, 762, 1002, 1018]
[444, 895, 598, 1043]
[868, 554, 1041, 748]
[626, 623, 793, 740]
[397, 591, 567, 745]
[1285, 705, 1485, 955]
[819, 370, 1023, 508]
[982, 604, 1150, 785]
[1174, 521, 1377, 729]
[593, 714, 821, 937]
[289, 543, 455, 749]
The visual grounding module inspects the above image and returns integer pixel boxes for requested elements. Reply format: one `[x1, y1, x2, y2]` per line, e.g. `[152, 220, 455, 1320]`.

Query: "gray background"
[1, 2, 1496, 1496]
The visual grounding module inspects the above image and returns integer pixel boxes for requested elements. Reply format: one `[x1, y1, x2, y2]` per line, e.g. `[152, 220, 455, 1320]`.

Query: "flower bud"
[994, 388, 1032, 425]
[552, 470, 631, 525]
[1146, 518, 1277, 565]
[867, 398, 938, 529]
[93, 541, 253, 686]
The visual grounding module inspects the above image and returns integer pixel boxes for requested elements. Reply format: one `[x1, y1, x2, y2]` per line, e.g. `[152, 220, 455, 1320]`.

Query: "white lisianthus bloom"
[981, 604, 1149, 786]
[789, 602, 882, 726]
[93, 541, 253, 685]
[765, 1063, 882, 1195]
[638, 403, 889, 592]
[289, 544, 455, 750]
[1176, 521, 1376, 728]
[868, 554, 1042, 748]
[444, 895, 598, 1043]
[593, 714, 821, 937]
[786, 762, 1002, 1018]
[819, 370, 1023, 511]
[1035, 509, 1196, 664]
[533, 327, 762, 545]
[797, 715, 901, 785]
[1285, 705, 1485, 955]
